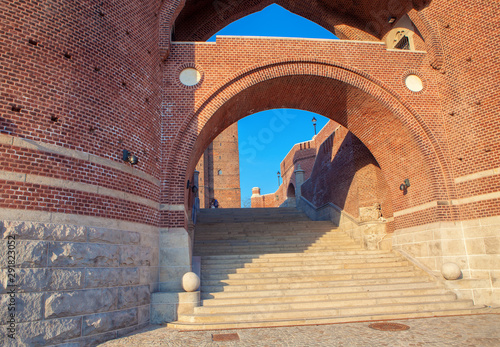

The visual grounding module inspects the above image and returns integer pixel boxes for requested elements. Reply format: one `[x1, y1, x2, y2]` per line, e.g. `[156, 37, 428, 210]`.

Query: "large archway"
[164, 56, 454, 232]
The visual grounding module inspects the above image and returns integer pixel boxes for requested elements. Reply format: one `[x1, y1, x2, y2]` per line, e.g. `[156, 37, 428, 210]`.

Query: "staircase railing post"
[294, 164, 305, 200]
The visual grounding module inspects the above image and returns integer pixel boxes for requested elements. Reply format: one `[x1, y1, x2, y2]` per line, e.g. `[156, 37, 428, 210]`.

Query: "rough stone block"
[139, 267, 159, 286]
[468, 255, 500, 270]
[150, 303, 177, 324]
[85, 268, 139, 288]
[138, 305, 150, 325]
[48, 269, 85, 291]
[82, 308, 138, 336]
[0, 240, 48, 268]
[46, 225, 87, 242]
[0, 317, 81, 346]
[442, 239, 466, 256]
[0, 268, 48, 293]
[122, 231, 141, 245]
[48, 243, 119, 267]
[159, 228, 189, 249]
[120, 246, 152, 266]
[141, 232, 158, 248]
[117, 285, 150, 309]
[0, 222, 87, 242]
[466, 238, 486, 255]
[160, 247, 191, 267]
[484, 237, 500, 254]
[1, 221, 47, 240]
[428, 241, 443, 256]
[45, 288, 118, 318]
[88, 227, 122, 244]
[0, 292, 43, 324]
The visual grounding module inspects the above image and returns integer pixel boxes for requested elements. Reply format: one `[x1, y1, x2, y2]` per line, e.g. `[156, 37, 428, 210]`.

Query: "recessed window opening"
[394, 36, 410, 50]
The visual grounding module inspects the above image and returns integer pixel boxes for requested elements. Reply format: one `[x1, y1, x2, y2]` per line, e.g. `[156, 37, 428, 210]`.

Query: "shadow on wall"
[301, 130, 393, 222]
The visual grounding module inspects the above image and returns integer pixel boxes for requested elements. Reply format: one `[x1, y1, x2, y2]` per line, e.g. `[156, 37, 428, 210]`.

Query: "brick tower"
[196, 123, 241, 208]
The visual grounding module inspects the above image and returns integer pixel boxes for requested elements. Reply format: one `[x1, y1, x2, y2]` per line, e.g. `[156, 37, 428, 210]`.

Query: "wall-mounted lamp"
[400, 179, 410, 193]
[312, 117, 317, 135]
[191, 185, 198, 194]
[277, 171, 281, 187]
[388, 17, 397, 24]
[122, 150, 139, 165]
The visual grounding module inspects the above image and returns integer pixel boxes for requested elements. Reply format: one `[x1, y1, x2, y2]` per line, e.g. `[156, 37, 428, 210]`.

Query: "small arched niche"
[385, 15, 419, 51]
[287, 183, 296, 198]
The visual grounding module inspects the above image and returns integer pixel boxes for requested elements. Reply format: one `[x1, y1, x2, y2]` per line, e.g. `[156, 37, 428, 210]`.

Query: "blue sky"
[208, 4, 338, 206]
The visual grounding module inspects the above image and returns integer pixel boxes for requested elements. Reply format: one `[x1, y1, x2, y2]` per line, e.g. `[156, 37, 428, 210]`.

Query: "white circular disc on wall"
[405, 74, 423, 92]
[179, 68, 201, 86]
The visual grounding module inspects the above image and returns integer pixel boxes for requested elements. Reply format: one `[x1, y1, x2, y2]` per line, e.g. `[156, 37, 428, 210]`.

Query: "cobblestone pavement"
[100, 314, 500, 347]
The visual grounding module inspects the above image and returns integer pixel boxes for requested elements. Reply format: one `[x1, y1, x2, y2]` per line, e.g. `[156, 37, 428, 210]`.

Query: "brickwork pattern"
[196, 123, 241, 208]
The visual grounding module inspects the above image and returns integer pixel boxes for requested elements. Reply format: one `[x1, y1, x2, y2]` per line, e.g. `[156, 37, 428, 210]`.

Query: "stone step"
[200, 252, 398, 265]
[195, 293, 459, 315]
[177, 300, 475, 323]
[201, 275, 433, 293]
[201, 268, 421, 286]
[201, 287, 450, 306]
[201, 280, 440, 300]
[199, 250, 392, 261]
[196, 240, 356, 246]
[194, 235, 353, 242]
[201, 256, 404, 269]
[167, 307, 484, 330]
[201, 264, 414, 280]
[200, 261, 409, 276]
[194, 245, 363, 255]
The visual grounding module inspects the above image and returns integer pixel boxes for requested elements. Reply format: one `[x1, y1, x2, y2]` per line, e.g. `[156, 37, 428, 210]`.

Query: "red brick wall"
[2, 0, 499, 233]
[1, 0, 162, 224]
[302, 126, 393, 221]
[163, 37, 450, 230]
[196, 123, 241, 208]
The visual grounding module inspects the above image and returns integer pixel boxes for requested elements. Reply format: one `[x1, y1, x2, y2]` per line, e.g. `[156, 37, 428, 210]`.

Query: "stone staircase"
[168, 208, 483, 330]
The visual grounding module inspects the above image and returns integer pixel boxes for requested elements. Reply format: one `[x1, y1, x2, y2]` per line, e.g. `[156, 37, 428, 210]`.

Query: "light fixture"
[122, 149, 138, 165]
[400, 179, 410, 192]
[312, 117, 317, 135]
[277, 171, 281, 187]
[388, 17, 397, 24]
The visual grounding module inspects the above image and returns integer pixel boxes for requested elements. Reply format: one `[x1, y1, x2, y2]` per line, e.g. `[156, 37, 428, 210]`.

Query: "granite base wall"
[0, 221, 159, 346]
[393, 215, 500, 306]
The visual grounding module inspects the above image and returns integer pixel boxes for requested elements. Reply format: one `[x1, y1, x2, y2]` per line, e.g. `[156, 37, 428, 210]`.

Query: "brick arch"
[164, 59, 454, 228]
[169, 0, 433, 42]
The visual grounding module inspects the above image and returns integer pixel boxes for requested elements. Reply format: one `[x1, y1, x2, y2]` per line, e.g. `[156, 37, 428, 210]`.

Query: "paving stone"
[98, 314, 500, 347]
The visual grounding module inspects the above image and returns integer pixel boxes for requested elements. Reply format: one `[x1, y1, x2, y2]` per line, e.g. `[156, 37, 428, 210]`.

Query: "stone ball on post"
[441, 262, 462, 280]
[182, 272, 200, 292]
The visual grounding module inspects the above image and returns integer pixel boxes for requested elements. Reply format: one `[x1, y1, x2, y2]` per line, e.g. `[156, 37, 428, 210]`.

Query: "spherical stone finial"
[441, 262, 462, 280]
[182, 272, 200, 292]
